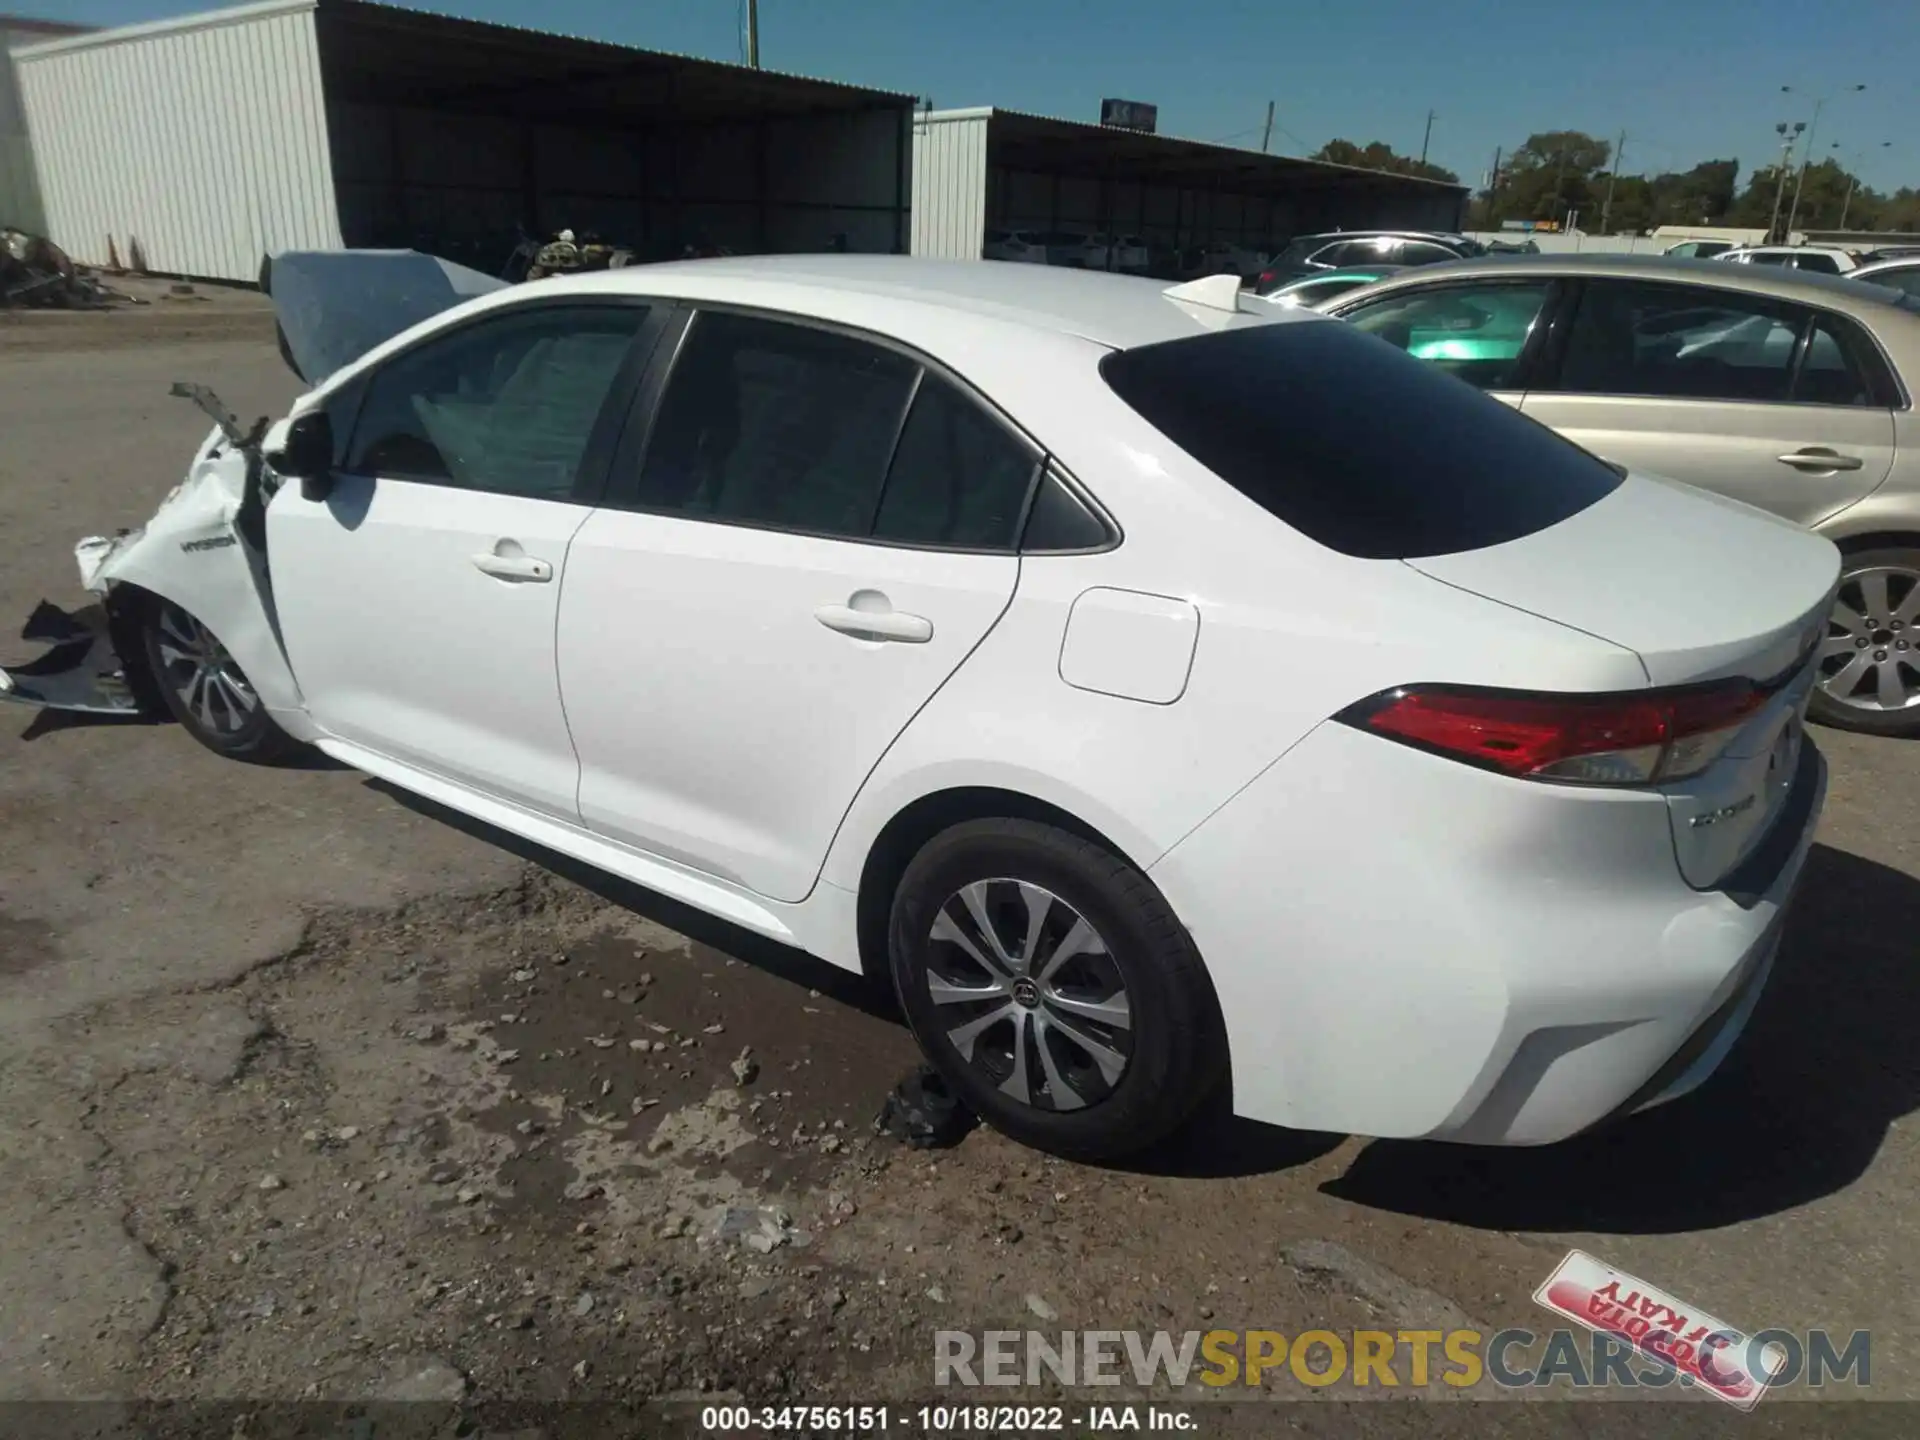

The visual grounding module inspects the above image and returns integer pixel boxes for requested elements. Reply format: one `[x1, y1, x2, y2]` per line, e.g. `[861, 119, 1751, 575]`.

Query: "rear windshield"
[1098, 318, 1623, 560]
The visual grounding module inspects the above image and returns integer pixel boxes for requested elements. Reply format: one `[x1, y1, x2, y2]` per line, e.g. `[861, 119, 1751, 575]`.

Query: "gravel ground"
[1, 300, 1916, 1437]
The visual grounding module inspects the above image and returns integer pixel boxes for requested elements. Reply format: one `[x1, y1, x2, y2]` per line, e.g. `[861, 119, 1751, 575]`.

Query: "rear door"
[557, 308, 1034, 902]
[1332, 277, 1560, 408]
[1518, 278, 1896, 526]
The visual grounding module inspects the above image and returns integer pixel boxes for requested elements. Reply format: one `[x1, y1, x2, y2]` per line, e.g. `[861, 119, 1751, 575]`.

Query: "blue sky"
[39, 0, 1920, 194]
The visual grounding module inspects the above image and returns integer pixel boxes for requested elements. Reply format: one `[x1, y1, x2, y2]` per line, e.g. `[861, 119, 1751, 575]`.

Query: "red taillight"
[1257, 270, 1276, 285]
[1342, 681, 1768, 785]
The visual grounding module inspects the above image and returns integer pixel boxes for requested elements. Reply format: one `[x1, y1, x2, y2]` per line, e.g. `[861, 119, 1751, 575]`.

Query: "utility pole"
[1836, 141, 1891, 230]
[1420, 109, 1435, 166]
[1261, 101, 1274, 154]
[1768, 122, 1803, 243]
[1600, 129, 1626, 234]
[746, 0, 760, 68]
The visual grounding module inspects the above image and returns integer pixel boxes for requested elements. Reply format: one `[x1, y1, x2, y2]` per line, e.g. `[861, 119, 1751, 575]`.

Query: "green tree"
[1312, 139, 1458, 185]
[1879, 188, 1920, 232]
[1648, 160, 1739, 226]
[1494, 131, 1613, 226]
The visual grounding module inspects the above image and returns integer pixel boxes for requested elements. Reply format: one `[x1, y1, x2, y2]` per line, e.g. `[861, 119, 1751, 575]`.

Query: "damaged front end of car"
[1, 246, 509, 731]
[0, 382, 283, 721]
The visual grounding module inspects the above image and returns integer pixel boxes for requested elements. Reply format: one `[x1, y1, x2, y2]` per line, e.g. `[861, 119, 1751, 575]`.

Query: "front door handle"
[1777, 448, 1865, 473]
[471, 551, 553, 583]
[814, 602, 933, 644]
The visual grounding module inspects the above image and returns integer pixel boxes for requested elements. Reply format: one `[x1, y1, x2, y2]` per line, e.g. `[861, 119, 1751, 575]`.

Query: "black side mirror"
[270, 411, 335, 501]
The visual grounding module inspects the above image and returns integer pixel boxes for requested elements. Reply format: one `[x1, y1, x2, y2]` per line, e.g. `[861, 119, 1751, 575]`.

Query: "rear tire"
[1808, 546, 1920, 738]
[887, 818, 1225, 1161]
[140, 598, 302, 764]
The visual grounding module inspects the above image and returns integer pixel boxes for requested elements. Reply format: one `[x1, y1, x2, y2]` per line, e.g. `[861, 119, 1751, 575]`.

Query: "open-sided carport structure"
[912, 107, 1467, 272]
[14, 0, 915, 282]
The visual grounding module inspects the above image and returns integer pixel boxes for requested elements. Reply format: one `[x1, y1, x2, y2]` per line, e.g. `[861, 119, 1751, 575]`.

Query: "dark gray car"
[1322, 253, 1920, 736]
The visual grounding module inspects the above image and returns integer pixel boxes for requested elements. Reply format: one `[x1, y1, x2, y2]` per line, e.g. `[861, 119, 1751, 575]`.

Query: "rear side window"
[1791, 252, 1842, 274]
[1550, 280, 1885, 407]
[873, 376, 1039, 548]
[626, 309, 1054, 550]
[1098, 318, 1622, 560]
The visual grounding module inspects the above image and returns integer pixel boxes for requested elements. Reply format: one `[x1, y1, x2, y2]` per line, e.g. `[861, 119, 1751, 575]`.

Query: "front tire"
[1809, 546, 1920, 738]
[140, 598, 301, 763]
[887, 818, 1225, 1161]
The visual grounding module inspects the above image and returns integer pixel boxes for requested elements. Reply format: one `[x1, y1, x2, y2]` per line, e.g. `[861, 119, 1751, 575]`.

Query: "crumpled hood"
[259, 249, 508, 385]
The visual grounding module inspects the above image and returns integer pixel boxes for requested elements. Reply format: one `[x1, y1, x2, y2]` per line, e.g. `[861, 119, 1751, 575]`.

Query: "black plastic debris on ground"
[1, 228, 141, 309]
[875, 1064, 975, 1149]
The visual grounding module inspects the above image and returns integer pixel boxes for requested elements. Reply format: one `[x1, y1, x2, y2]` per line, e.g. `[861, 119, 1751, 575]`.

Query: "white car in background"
[0, 256, 1834, 1160]
[1716, 245, 1858, 275]
[982, 230, 1049, 265]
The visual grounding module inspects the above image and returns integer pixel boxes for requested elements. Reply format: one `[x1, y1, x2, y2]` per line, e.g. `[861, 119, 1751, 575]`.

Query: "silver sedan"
[1322, 253, 1920, 736]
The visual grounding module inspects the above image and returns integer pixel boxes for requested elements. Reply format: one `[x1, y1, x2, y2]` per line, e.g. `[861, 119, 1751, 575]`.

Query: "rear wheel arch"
[853, 786, 1154, 988]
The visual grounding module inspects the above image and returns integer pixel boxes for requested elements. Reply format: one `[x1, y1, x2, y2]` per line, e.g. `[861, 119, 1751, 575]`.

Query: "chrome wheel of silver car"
[923, 878, 1132, 1112]
[1819, 565, 1920, 715]
[152, 600, 259, 736]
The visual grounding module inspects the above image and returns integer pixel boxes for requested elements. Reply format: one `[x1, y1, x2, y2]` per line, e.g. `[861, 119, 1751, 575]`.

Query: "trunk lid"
[1406, 471, 1837, 889]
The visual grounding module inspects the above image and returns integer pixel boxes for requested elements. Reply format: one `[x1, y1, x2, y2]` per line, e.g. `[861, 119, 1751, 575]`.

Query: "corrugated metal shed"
[1, 13, 90, 234]
[14, 0, 340, 279]
[910, 106, 1468, 267]
[11, 0, 914, 282]
[911, 109, 989, 260]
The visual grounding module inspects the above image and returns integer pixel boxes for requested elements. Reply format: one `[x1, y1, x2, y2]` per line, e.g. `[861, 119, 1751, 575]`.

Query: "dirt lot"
[2, 299, 1918, 1435]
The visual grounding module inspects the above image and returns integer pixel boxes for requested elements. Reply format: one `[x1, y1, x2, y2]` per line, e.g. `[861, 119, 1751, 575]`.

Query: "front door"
[268, 300, 654, 818]
[558, 309, 1038, 902]
[1519, 278, 1895, 526]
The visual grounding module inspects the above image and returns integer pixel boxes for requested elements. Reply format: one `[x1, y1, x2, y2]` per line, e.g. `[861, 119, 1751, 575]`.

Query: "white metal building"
[911, 107, 1468, 267]
[13, 0, 916, 282]
[1, 12, 88, 236]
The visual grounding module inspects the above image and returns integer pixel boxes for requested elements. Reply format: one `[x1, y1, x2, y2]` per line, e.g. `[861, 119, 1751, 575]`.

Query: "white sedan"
[1, 254, 1835, 1159]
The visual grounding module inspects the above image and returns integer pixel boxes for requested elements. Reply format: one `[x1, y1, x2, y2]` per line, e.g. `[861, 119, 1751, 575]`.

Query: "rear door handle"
[1777, 448, 1864, 472]
[471, 552, 553, 583]
[814, 603, 933, 644]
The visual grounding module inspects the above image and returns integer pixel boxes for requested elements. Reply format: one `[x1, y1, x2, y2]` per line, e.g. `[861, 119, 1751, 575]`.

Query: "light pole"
[1783, 83, 1865, 237]
[1768, 122, 1805, 244]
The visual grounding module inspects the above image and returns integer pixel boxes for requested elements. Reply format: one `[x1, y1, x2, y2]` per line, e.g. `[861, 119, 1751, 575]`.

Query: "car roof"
[1330, 251, 1909, 312]
[1855, 256, 1920, 275]
[1293, 229, 1461, 244]
[454, 255, 1298, 354]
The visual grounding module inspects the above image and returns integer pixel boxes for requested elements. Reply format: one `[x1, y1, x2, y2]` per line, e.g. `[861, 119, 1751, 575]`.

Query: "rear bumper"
[1149, 722, 1826, 1146]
